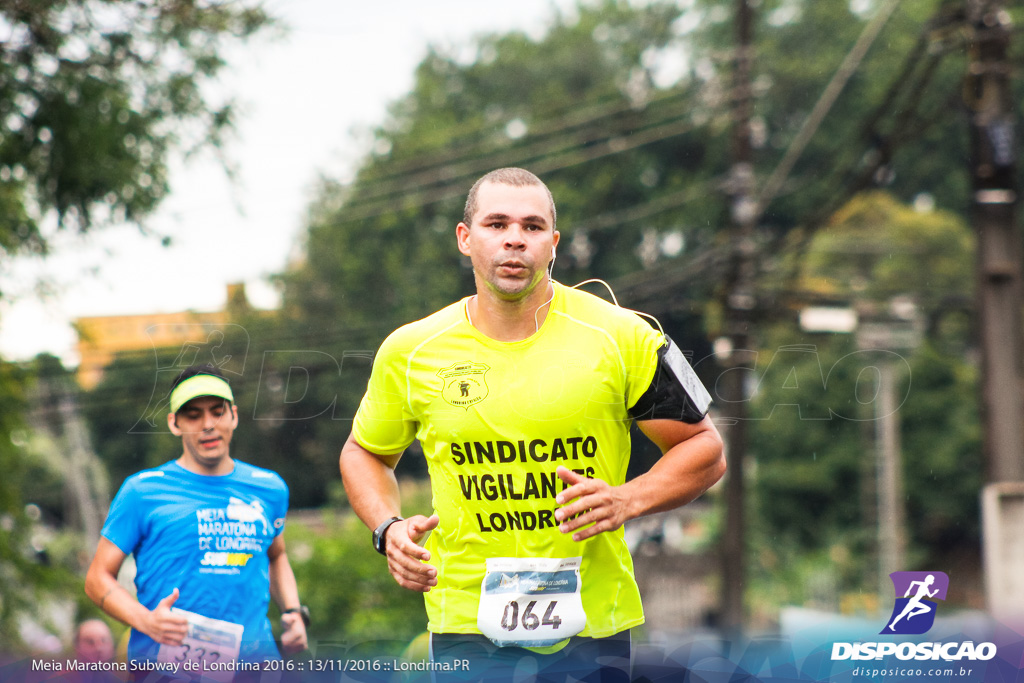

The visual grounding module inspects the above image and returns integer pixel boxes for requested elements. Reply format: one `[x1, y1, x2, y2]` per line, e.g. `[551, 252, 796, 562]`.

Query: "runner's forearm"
[339, 433, 405, 530]
[269, 550, 301, 610]
[623, 420, 725, 519]
[84, 566, 151, 634]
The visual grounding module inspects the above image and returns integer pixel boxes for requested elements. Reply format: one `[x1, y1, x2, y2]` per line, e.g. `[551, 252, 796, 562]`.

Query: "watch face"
[373, 517, 400, 554]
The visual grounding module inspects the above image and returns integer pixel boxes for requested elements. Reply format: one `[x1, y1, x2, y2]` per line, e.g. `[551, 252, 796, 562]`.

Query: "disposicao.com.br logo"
[831, 571, 997, 663]
[884, 571, 949, 635]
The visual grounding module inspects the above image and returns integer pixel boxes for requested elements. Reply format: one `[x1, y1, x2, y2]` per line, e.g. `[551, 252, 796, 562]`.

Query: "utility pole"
[59, 391, 104, 553]
[875, 359, 906, 594]
[720, 0, 757, 635]
[966, 0, 1024, 484]
[857, 314, 920, 601]
[28, 377, 109, 560]
[968, 0, 1024, 622]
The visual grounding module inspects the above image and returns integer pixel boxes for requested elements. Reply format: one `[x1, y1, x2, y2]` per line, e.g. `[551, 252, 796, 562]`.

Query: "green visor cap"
[169, 374, 235, 413]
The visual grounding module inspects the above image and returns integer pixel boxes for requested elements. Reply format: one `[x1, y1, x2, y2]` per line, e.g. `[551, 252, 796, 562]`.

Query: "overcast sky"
[0, 0, 579, 364]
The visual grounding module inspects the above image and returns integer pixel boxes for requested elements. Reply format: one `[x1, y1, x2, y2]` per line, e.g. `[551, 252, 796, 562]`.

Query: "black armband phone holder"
[629, 336, 713, 423]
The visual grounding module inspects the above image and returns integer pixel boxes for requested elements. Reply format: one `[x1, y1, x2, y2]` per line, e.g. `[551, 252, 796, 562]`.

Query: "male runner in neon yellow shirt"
[340, 167, 725, 681]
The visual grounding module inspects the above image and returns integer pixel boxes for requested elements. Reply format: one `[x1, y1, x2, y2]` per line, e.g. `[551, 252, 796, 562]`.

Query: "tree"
[286, 505, 430, 647]
[277, 0, 997, 350]
[0, 356, 98, 653]
[0, 360, 35, 648]
[277, 0, 716, 324]
[0, 0, 274, 652]
[266, 0, 999, 514]
[686, 0, 992, 229]
[797, 190, 974, 311]
[0, 0, 273, 260]
[747, 192, 979, 607]
[73, 0, 999, 622]
[82, 351, 180, 493]
[269, 2, 728, 504]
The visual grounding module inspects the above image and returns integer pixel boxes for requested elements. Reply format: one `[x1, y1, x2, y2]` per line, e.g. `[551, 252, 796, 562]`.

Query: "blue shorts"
[428, 630, 632, 683]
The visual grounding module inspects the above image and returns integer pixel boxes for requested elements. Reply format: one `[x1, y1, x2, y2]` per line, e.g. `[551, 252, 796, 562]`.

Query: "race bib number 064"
[477, 557, 586, 648]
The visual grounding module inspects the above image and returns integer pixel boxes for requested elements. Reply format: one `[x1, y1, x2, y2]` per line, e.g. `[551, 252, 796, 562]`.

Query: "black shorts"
[428, 630, 632, 683]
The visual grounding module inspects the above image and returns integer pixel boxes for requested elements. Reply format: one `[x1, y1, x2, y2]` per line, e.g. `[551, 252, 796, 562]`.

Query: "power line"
[347, 100, 698, 209]
[360, 88, 699, 188]
[611, 2, 966, 316]
[755, 0, 904, 218]
[346, 40, 755, 189]
[335, 100, 726, 221]
[572, 176, 727, 233]
[327, 112, 717, 226]
[316, 8, 956, 273]
[719, 0, 968, 314]
[58, 7, 971, 417]
[776, 43, 961, 289]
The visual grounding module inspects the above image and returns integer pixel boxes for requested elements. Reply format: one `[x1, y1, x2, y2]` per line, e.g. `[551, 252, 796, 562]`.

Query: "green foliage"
[747, 329, 982, 608]
[271, 2, 735, 507]
[277, 0, 989, 378]
[747, 327, 869, 551]
[264, 0, 993, 604]
[689, 0, 975, 226]
[0, 359, 87, 652]
[14, 360, 71, 521]
[82, 351, 180, 492]
[799, 191, 974, 307]
[0, 360, 32, 646]
[749, 539, 867, 622]
[748, 192, 979, 604]
[2, 4, 276, 646]
[277, 0, 718, 329]
[900, 343, 982, 555]
[0, 0, 273, 258]
[66, 0, 1000, 621]
[284, 487, 432, 649]
[222, 310, 366, 507]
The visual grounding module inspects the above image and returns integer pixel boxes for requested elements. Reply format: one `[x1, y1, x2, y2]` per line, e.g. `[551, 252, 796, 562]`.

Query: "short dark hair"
[462, 167, 556, 228]
[170, 364, 229, 393]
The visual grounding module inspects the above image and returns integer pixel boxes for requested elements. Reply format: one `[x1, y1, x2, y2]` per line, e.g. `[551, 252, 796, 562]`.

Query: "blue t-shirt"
[102, 460, 289, 663]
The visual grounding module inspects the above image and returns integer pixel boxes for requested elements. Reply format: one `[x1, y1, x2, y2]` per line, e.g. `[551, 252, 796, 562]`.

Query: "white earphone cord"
[570, 279, 666, 338]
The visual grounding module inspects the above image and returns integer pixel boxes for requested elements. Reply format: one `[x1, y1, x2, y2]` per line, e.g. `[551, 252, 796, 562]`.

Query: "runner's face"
[168, 395, 238, 470]
[75, 621, 114, 664]
[457, 182, 559, 301]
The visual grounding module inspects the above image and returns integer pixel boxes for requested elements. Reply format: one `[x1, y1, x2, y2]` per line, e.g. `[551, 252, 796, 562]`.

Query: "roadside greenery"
[2, 0, 1012, 649]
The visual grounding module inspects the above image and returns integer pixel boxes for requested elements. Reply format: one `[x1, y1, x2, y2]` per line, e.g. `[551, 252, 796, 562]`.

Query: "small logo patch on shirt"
[438, 362, 490, 409]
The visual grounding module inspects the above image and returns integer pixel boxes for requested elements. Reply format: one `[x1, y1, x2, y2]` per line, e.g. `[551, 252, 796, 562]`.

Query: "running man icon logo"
[882, 571, 949, 635]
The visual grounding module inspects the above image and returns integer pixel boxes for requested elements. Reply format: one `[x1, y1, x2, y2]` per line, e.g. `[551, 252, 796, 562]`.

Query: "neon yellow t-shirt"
[353, 282, 665, 638]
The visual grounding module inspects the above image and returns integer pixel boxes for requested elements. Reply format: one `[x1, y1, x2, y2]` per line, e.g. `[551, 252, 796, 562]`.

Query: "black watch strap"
[372, 516, 404, 555]
[282, 605, 310, 627]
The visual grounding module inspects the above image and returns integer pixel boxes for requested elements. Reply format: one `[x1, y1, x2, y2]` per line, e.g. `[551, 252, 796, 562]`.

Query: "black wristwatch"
[282, 605, 310, 627]
[372, 516, 404, 555]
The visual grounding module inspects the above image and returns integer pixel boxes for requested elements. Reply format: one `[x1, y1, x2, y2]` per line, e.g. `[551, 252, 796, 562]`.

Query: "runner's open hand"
[143, 588, 189, 645]
[554, 467, 632, 541]
[386, 514, 440, 593]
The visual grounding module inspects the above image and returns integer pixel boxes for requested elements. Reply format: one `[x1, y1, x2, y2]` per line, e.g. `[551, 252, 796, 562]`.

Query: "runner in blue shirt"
[85, 364, 309, 676]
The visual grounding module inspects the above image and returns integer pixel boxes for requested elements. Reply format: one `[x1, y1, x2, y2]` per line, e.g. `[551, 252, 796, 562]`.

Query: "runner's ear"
[167, 413, 182, 436]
